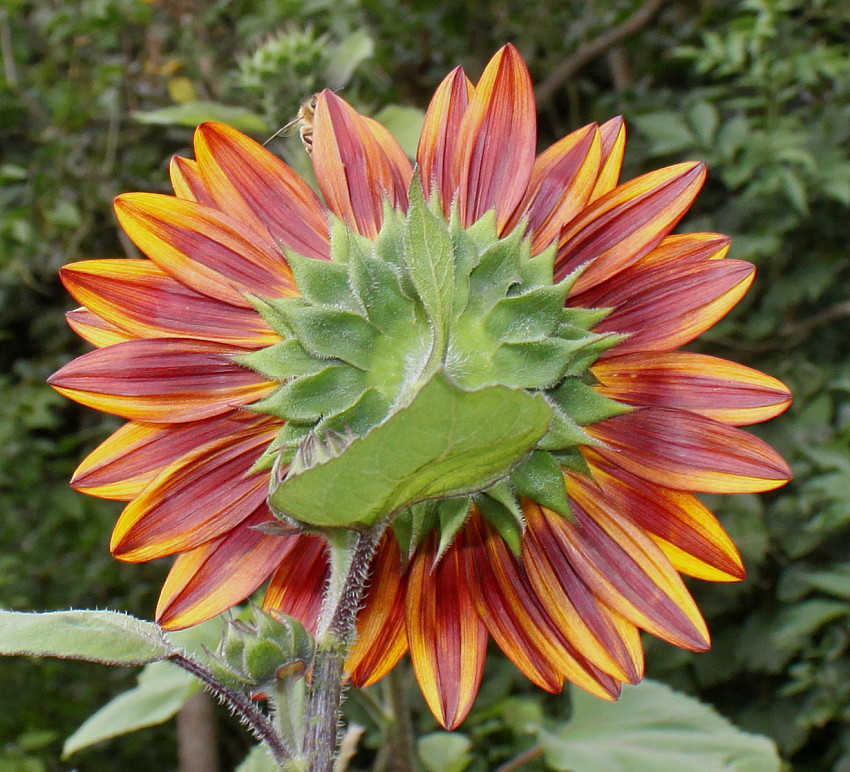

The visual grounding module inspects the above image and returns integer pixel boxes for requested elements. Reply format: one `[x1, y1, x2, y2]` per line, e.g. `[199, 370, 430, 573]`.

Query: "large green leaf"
[269, 374, 551, 527]
[62, 661, 199, 758]
[0, 610, 175, 666]
[131, 102, 268, 133]
[540, 680, 781, 772]
[417, 732, 472, 772]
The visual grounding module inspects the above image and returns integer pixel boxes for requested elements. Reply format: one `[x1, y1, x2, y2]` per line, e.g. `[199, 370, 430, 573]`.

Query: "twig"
[494, 743, 545, 772]
[535, 0, 670, 105]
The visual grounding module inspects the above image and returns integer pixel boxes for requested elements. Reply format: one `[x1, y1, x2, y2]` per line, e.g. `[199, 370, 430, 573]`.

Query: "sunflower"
[49, 44, 792, 730]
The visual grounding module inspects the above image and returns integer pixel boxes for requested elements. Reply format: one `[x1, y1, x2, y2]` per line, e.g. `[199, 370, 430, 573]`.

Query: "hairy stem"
[170, 652, 292, 766]
[301, 525, 385, 772]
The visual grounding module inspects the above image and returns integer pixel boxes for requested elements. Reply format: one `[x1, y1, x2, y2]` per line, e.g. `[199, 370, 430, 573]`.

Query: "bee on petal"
[264, 94, 318, 154]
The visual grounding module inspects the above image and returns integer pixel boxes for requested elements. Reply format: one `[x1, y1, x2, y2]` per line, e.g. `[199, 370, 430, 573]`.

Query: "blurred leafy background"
[1, 0, 849, 769]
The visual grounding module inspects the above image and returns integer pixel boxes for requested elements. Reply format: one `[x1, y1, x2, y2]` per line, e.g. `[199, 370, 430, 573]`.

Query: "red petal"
[506, 124, 602, 253]
[263, 535, 328, 635]
[110, 421, 277, 561]
[557, 162, 707, 293]
[114, 193, 296, 307]
[417, 66, 473, 213]
[465, 516, 623, 698]
[193, 122, 330, 260]
[584, 449, 745, 582]
[578, 259, 755, 356]
[635, 232, 731, 268]
[71, 412, 277, 500]
[534, 496, 711, 651]
[156, 507, 294, 630]
[406, 536, 487, 730]
[347, 534, 408, 686]
[61, 260, 278, 348]
[454, 44, 536, 230]
[48, 338, 273, 423]
[592, 352, 792, 426]
[312, 91, 410, 238]
[66, 308, 135, 348]
[587, 407, 793, 493]
[169, 156, 217, 207]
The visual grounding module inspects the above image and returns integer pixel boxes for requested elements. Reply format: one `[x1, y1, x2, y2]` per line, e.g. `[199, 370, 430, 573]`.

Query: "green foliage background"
[1, 0, 848, 768]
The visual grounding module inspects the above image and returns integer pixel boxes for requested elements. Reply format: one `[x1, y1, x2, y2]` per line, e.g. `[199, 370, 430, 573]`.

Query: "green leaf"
[269, 374, 552, 527]
[373, 105, 425, 159]
[236, 340, 327, 381]
[0, 610, 175, 666]
[63, 661, 198, 757]
[436, 497, 473, 562]
[417, 732, 472, 772]
[131, 102, 268, 133]
[324, 29, 374, 90]
[236, 744, 278, 772]
[540, 680, 781, 772]
[511, 451, 572, 519]
[550, 378, 632, 425]
[634, 111, 696, 156]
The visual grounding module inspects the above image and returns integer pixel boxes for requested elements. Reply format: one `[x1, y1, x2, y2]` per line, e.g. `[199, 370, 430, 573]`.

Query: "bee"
[263, 94, 319, 154]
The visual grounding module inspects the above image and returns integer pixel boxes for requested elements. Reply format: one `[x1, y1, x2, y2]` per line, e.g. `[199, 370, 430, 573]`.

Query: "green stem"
[301, 525, 386, 771]
[493, 743, 545, 772]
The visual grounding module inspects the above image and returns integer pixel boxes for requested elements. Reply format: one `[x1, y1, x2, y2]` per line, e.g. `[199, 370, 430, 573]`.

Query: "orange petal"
[592, 352, 792, 426]
[589, 116, 626, 201]
[48, 338, 274, 423]
[61, 260, 279, 348]
[169, 156, 217, 206]
[110, 420, 277, 561]
[584, 449, 745, 582]
[193, 122, 331, 259]
[362, 116, 414, 194]
[263, 535, 328, 635]
[312, 91, 410, 239]
[417, 66, 473, 213]
[587, 407, 793, 494]
[71, 412, 277, 500]
[557, 162, 707, 293]
[406, 536, 487, 730]
[539, 490, 711, 652]
[347, 534, 408, 687]
[465, 516, 623, 699]
[66, 308, 135, 347]
[579, 259, 755, 356]
[156, 507, 294, 630]
[506, 123, 602, 253]
[522, 507, 645, 683]
[455, 44, 536, 230]
[635, 232, 731, 268]
[114, 193, 296, 307]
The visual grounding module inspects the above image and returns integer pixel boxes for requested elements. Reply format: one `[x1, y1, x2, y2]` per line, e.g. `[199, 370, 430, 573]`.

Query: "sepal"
[510, 450, 573, 520]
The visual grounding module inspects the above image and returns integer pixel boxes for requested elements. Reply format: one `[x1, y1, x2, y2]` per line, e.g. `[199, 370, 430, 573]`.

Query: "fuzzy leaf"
[511, 450, 572, 519]
[540, 680, 781, 772]
[283, 251, 354, 309]
[550, 378, 632, 425]
[269, 374, 551, 527]
[236, 340, 327, 381]
[0, 610, 175, 666]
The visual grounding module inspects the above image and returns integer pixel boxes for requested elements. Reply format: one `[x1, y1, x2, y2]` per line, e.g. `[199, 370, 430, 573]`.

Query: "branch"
[494, 743, 545, 772]
[535, 0, 670, 105]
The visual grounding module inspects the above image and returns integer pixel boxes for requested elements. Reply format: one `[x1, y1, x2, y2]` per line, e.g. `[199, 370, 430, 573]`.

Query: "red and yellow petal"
[592, 352, 791, 426]
[193, 122, 331, 260]
[169, 156, 217, 207]
[587, 407, 793, 494]
[347, 535, 408, 687]
[60, 260, 279, 348]
[114, 194, 297, 307]
[582, 259, 755, 357]
[263, 535, 328, 635]
[110, 420, 277, 561]
[48, 338, 274, 423]
[589, 116, 626, 201]
[406, 536, 488, 730]
[66, 308, 135, 348]
[522, 507, 645, 683]
[417, 66, 473, 212]
[71, 412, 276, 500]
[312, 90, 411, 239]
[584, 449, 745, 582]
[156, 507, 294, 630]
[635, 232, 731, 268]
[541, 491, 712, 652]
[506, 123, 602, 253]
[557, 162, 707, 293]
[454, 43, 536, 230]
[466, 515, 623, 699]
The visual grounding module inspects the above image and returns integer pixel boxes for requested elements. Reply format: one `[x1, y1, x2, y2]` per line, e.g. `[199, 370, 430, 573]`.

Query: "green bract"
[239, 176, 629, 547]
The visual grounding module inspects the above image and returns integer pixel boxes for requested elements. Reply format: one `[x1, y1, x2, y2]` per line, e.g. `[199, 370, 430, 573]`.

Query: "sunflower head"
[49, 43, 792, 730]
